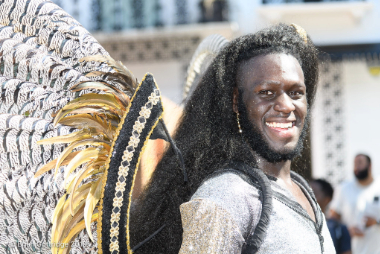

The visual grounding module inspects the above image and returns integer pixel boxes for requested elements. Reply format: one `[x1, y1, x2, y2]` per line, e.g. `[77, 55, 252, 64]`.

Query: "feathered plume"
[34, 55, 136, 254]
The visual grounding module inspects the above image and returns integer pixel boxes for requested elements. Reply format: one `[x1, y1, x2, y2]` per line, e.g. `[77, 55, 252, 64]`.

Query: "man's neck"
[357, 175, 374, 187]
[256, 154, 292, 184]
[256, 153, 317, 222]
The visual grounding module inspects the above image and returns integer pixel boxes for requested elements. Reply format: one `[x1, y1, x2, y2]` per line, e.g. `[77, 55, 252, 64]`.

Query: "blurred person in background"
[330, 154, 380, 254]
[310, 179, 351, 254]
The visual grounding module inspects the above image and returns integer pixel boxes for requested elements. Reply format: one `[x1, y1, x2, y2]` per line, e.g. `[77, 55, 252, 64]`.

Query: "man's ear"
[233, 87, 239, 113]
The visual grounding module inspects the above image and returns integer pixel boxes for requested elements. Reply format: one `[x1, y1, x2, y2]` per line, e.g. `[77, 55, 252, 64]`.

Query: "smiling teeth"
[266, 122, 293, 129]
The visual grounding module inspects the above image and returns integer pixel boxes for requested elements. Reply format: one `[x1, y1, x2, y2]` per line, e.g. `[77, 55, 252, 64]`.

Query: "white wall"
[312, 60, 380, 184]
[343, 60, 380, 179]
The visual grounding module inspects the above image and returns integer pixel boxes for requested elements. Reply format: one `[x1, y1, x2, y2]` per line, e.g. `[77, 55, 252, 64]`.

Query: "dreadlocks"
[130, 23, 319, 253]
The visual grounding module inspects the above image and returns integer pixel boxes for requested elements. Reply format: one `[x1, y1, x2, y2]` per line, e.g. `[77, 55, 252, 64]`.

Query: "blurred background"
[52, 0, 380, 187]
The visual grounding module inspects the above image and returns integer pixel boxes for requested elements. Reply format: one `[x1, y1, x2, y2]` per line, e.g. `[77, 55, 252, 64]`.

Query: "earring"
[236, 112, 242, 133]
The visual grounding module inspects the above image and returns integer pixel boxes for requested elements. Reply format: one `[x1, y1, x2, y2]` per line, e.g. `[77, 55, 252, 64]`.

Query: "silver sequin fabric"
[179, 171, 336, 254]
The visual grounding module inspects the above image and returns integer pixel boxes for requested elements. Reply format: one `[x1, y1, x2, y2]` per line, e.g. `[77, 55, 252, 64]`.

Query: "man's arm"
[364, 216, 379, 228]
[179, 199, 245, 254]
[330, 209, 364, 237]
[178, 172, 262, 253]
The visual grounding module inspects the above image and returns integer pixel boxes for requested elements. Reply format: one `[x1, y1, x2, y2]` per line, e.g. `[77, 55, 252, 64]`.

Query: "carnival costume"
[0, 1, 173, 253]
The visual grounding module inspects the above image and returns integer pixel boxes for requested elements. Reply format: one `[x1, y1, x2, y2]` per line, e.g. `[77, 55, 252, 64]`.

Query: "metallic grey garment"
[179, 172, 336, 254]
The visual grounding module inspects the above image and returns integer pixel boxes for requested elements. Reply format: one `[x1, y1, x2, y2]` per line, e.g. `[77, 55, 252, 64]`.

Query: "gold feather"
[54, 106, 122, 126]
[37, 129, 92, 145]
[84, 177, 103, 242]
[96, 71, 137, 93]
[67, 161, 104, 191]
[54, 139, 110, 179]
[34, 151, 81, 178]
[65, 162, 105, 193]
[55, 187, 90, 246]
[51, 194, 67, 254]
[51, 194, 67, 225]
[80, 55, 137, 87]
[54, 93, 124, 124]
[36, 53, 136, 253]
[61, 205, 84, 243]
[56, 114, 114, 139]
[63, 147, 103, 180]
[61, 93, 124, 110]
[58, 212, 99, 254]
[70, 81, 130, 105]
[68, 162, 103, 215]
[55, 106, 121, 124]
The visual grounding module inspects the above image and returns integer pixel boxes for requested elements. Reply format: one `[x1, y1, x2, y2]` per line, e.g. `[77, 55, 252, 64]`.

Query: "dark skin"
[330, 154, 375, 237]
[233, 53, 315, 222]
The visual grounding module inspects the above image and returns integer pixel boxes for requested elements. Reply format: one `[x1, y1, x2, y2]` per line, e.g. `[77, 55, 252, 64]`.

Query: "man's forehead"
[236, 53, 304, 87]
[355, 155, 368, 161]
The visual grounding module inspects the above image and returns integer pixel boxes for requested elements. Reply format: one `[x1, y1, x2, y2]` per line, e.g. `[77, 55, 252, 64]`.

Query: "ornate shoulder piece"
[35, 61, 172, 254]
[98, 74, 164, 254]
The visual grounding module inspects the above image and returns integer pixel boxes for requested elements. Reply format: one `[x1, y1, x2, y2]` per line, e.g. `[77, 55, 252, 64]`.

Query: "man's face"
[236, 53, 308, 161]
[354, 155, 370, 180]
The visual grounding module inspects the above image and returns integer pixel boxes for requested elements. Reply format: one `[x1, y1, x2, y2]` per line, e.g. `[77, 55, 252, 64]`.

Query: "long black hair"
[130, 23, 319, 253]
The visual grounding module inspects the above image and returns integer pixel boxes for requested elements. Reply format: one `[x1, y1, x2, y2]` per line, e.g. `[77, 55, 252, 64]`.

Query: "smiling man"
[131, 24, 335, 253]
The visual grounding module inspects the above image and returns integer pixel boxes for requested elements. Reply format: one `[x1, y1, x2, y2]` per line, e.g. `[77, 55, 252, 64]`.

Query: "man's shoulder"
[189, 170, 262, 236]
[191, 170, 261, 205]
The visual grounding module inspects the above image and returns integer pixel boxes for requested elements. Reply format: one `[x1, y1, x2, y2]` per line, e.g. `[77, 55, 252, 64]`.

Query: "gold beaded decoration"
[236, 112, 242, 133]
[109, 89, 161, 254]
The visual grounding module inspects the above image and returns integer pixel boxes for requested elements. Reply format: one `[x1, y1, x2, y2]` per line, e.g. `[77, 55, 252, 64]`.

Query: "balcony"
[259, 1, 372, 24]
[257, 0, 374, 45]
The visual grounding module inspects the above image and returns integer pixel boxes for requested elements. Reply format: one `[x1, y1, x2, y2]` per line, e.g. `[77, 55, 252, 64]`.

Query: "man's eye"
[259, 90, 273, 95]
[289, 91, 303, 96]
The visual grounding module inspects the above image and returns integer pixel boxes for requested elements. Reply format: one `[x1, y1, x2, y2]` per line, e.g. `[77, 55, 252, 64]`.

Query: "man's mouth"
[265, 121, 295, 130]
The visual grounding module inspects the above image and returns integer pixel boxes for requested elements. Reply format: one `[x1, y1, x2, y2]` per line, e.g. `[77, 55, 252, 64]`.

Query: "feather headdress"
[34, 55, 142, 254]
[0, 1, 170, 254]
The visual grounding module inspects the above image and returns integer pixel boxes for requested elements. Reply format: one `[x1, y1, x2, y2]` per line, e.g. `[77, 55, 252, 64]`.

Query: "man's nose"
[273, 93, 295, 113]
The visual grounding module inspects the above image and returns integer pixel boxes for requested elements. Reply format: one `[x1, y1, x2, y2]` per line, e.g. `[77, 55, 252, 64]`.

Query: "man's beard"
[354, 167, 369, 180]
[238, 93, 308, 163]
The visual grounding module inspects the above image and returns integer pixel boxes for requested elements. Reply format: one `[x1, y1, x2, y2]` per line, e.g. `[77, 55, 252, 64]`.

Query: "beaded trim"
[109, 88, 161, 254]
